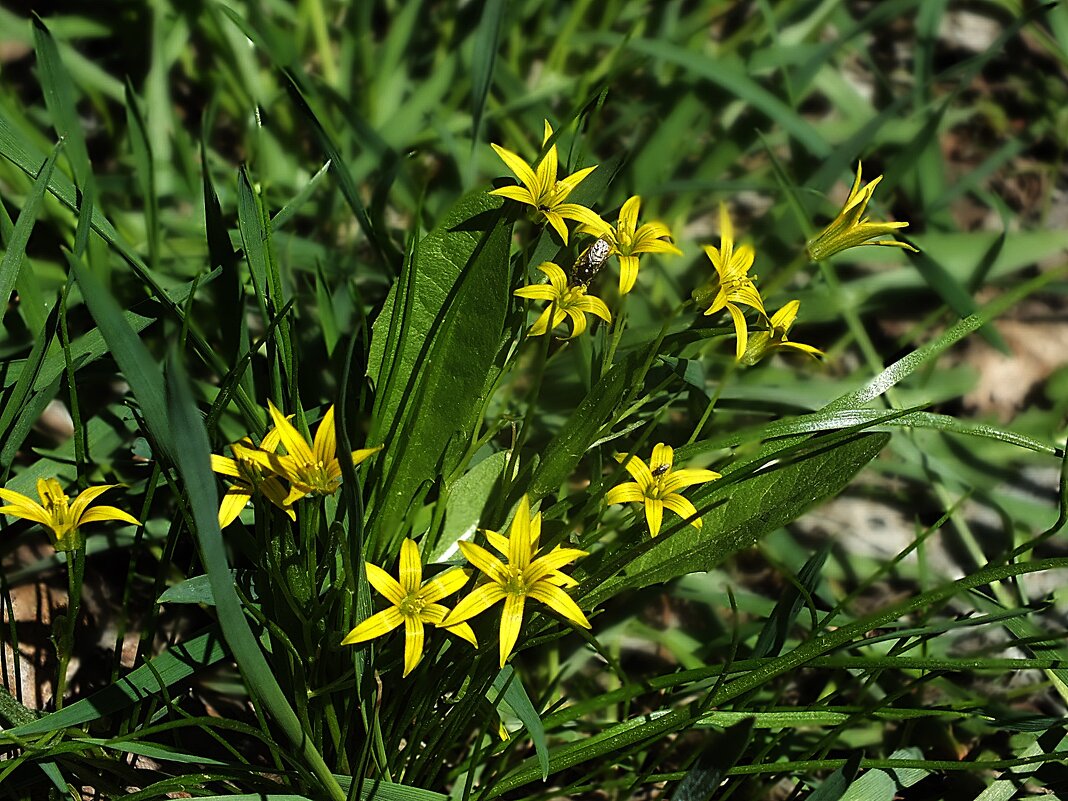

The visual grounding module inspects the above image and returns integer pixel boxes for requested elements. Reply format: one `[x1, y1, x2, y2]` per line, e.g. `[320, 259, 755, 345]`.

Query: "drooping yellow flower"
[605, 443, 720, 538]
[580, 195, 682, 294]
[806, 162, 918, 261]
[242, 402, 381, 497]
[741, 300, 824, 366]
[489, 120, 604, 244]
[514, 262, 612, 338]
[210, 426, 298, 527]
[342, 539, 476, 677]
[0, 478, 140, 552]
[442, 495, 589, 668]
[699, 203, 767, 360]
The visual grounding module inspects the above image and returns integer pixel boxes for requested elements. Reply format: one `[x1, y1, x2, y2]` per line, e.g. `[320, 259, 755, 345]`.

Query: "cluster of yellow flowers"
[210, 401, 381, 527]
[496, 121, 914, 362]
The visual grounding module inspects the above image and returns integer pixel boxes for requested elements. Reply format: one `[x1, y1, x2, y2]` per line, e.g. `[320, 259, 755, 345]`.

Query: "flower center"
[398, 592, 426, 618]
[296, 460, 336, 495]
[502, 564, 530, 596]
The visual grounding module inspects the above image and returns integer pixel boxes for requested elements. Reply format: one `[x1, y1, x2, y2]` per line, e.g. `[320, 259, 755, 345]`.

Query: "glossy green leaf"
[369, 194, 513, 549]
[432, 450, 510, 561]
[489, 666, 549, 780]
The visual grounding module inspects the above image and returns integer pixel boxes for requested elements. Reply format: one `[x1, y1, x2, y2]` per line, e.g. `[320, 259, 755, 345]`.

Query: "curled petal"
[617, 195, 641, 236]
[554, 202, 603, 229]
[77, 505, 141, 528]
[352, 445, 382, 466]
[542, 211, 570, 244]
[0, 489, 53, 527]
[728, 303, 749, 361]
[553, 166, 597, 200]
[573, 294, 612, 323]
[68, 485, 119, 522]
[528, 307, 554, 337]
[564, 309, 588, 339]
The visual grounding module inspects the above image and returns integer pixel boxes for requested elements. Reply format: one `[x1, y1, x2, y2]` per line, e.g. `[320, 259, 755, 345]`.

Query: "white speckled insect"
[570, 237, 612, 286]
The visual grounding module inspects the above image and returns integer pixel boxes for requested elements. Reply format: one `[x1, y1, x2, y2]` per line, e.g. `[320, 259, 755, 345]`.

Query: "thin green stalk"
[54, 544, 85, 711]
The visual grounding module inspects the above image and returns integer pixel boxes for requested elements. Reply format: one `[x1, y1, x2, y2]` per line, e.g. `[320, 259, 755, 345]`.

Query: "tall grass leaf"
[124, 80, 159, 270]
[164, 353, 346, 801]
[0, 297, 59, 447]
[752, 546, 828, 659]
[334, 774, 450, 800]
[626, 39, 829, 158]
[4, 627, 226, 737]
[489, 666, 549, 780]
[527, 349, 646, 503]
[69, 253, 173, 460]
[672, 719, 754, 801]
[0, 141, 60, 330]
[470, 0, 506, 152]
[31, 14, 90, 184]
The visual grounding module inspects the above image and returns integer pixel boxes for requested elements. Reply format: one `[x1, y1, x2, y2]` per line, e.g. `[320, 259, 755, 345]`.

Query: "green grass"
[1, 1, 1067, 799]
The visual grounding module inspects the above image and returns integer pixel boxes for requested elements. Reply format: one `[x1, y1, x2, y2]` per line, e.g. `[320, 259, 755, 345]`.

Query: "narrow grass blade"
[490, 666, 548, 780]
[0, 142, 60, 329]
[31, 14, 90, 184]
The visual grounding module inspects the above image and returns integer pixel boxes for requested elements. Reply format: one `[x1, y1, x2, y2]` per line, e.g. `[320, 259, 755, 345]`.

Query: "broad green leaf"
[489, 666, 549, 780]
[368, 191, 503, 437]
[589, 432, 889, 598]
[752, 546, 828, 659]
[807, 754, 861, 801]
[157, 571, 253, 605]
[369, 194, 513, 551]
[432, 450, 510, 561]
[837, 769, 897, 801]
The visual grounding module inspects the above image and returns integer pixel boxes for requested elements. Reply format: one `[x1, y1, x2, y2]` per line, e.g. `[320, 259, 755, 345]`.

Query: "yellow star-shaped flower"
[605, 443, 720, 538]
[342, 539, 476, 677]
[242, 402, 380, 497]
[489, 120, 605, 244]
[806, 162, 918, 261]
[741, 300, 824, 366]
[699, 203, 767, 360]
[210, 426, 298, 527]
[580, 195, 682, 294]
[442, 495, 589, 668]
[514, 262, 612, 338]
[0, 478, 140, 552]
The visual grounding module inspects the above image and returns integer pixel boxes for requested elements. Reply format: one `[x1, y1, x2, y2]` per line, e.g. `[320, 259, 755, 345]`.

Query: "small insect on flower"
[570, 237, 613, 286]
[651, 463, 670, 478]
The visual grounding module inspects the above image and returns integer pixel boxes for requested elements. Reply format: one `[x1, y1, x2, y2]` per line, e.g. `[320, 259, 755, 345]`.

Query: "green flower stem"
[54, 544, 85, 711]
[686, 356, 739, 445]
[499, 302, 555, 519]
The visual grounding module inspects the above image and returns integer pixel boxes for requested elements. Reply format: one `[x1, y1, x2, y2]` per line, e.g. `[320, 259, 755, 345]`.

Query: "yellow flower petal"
[210, 454, 242, 478]
[564, 309, 587, 338]
[341, 606, 403, 645]
[489, 185, 537, 205]
[553, 167, 597, 200]
[398, 538, 422, 593]
[604, 483, 645, 505]
[218, 486, 252, 528]
[661, 469, 721, 494]
[508, 495, 532, 569]
[650, 443, 674, 472]
[525, 548, 587, 584]
[618, 255, 639, 295]
[542, 211, 570, 244]
[313, 405, 337, 467]
[484, 528, 509, 556]
[572, 294, 612, 323]
[616, 453, 653, 488]
[71, 505, 141, 528]
[661, 493, 702, 529]
[442, 582, 506, 626]
[529, 581, 591, 629]
[645, 497, 664, 537]
[402, 617, 425, 677]
[68, 484, 119, 522]
[618, 196, 640, 237]
[727, 303, 749, 361]
[514, 284, 559, 302]
[536, 261, 569, 292]
[490, 143, 539, 194]
[267, 401, 314, 464]
[365, 562, 406, 606]
[457, 541, 510, 585]
[498, 593, 526, 668]
[419, 568, 470, 604]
